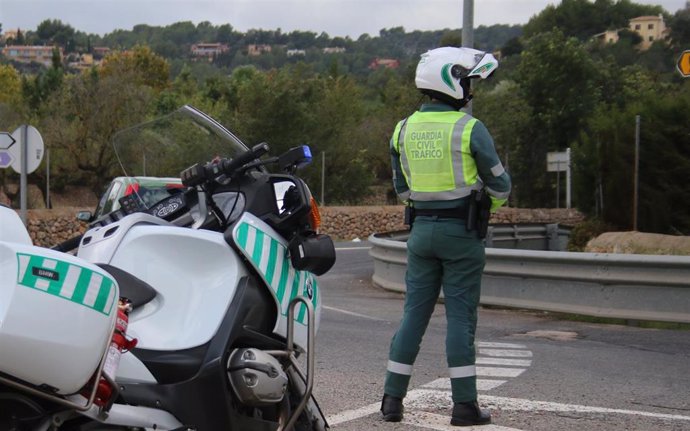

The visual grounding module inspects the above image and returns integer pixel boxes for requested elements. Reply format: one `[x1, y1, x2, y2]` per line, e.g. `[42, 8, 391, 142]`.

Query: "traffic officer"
[381, 47, 511, 427]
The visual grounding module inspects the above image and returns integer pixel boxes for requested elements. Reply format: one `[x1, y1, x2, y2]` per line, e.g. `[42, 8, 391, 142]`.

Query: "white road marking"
[327, 402, 380, 426]
[327, 385, 524, 429]
[423, 379, 507, 391]
[479, 349, 533, 358]
[477, 342, 527, 349]
[406, 389, 690, 423]
[323, 305, 387, 321]
[477, 367, 526, 378]
[402, 410, 521, 430]
[482, 395, 690, 422]
[476, 357, 532, 367]
[327, 343, 534, 430]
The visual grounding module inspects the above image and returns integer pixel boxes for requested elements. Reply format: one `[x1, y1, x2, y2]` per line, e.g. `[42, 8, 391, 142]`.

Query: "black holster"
[467, 189, 491, 239]
[404, 206, 415, 228]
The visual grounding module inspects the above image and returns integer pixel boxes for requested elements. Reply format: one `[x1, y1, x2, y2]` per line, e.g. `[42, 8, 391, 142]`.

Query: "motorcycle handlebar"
[180, 142, 270, 187]
[219, 142, 270, 177]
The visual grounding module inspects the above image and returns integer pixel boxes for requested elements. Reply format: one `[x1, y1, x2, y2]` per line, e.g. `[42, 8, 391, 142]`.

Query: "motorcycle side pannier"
[0, 242, 118, 394]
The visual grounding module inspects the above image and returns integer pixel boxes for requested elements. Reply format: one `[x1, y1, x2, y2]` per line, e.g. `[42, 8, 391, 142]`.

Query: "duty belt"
[413, 207, 469, 219]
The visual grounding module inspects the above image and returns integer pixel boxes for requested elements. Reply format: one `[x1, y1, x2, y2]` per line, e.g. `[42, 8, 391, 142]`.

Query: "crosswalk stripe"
[402, 410, 522, 430]
[423, 378, 507, 391]
[477, 367, 526, 378]
[477, 342, 527, 349]
[327, 342, 534, 429]
[479, 349, 533, 358]
[476, 357, 532, 367]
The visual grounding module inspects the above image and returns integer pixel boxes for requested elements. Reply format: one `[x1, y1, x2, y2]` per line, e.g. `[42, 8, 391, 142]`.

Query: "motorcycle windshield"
[112, 105, 250, 209]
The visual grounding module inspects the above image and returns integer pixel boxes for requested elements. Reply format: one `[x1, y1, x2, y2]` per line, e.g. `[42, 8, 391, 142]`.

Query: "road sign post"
[677, 50, 690, 78]
[0, 126, 45, 224]
[547, 149, 571, 209]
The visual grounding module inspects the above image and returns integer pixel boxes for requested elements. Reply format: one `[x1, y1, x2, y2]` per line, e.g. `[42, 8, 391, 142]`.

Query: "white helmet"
[415, 47, 498, 107]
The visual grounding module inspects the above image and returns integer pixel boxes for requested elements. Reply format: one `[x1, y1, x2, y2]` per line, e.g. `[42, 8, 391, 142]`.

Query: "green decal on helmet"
[441, 63, 456, 92]
[470, 62, 495, 76]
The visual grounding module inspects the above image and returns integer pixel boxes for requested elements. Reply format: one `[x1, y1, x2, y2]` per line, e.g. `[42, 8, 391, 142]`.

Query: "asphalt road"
[310, 242, 690, 431]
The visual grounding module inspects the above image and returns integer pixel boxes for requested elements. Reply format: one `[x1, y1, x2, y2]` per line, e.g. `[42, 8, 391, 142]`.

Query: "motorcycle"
[0, 105, 336, 430]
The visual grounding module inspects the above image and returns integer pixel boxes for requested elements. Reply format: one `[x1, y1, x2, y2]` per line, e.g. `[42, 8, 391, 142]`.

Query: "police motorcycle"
[0, 105, 336, 431]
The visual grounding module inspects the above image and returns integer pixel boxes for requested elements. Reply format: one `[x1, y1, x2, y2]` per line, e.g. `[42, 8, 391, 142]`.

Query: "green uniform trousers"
[384, 216, 485, 403]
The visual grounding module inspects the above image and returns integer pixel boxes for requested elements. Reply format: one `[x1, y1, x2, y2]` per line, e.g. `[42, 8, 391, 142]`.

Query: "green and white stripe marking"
[234, 221, 318, 325]
[16, 253, 117, 316]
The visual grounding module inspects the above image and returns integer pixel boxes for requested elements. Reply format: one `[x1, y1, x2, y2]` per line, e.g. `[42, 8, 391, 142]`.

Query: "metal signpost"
[0, 126, 45, 224]
[547, 148, 571, 209]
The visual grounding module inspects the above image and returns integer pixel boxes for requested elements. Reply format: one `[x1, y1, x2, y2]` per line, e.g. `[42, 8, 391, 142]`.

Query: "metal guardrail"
[369, 230, 690, 324]
[486, 223, 571, 251]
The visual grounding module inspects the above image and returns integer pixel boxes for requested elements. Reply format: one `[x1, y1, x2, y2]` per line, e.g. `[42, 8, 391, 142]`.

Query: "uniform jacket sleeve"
[470, 120, 511, 210]
[390, 121, 410, 203]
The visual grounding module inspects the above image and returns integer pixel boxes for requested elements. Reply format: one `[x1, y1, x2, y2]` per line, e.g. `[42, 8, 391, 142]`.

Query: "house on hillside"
[592, 14, 669, 50]
[66, 52, 98, 70]
[1, 45, 63, 67]
[323, 47, 346, 54]
[1, 28, 22, 43]
[369, 58, 400, 70]
[592, 29, 621, 44]
[191, 43, 229, 61]
[629, 15, 669, 50]
[93, 47, 111, 59]
[287, 49, 306, 57]
[247, 44, 272, 56]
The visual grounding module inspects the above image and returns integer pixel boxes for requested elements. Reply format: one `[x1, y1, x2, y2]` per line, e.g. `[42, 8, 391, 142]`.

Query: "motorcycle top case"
[0, 240, 118, 394]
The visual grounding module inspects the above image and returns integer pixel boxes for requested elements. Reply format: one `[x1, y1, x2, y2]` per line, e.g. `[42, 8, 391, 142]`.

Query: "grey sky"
[0, 0, 686, 38]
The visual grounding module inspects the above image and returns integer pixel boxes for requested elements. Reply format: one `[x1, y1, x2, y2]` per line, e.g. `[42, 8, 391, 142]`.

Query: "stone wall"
[25, 208, 91, 247]
[16, 206, 585, 247]
[319, 206, 584, 240]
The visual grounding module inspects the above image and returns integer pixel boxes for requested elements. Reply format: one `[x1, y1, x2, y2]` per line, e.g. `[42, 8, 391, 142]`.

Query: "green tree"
[439, 31, 462, 48]
[0, 64, 22, 105]
[474, 80, 531, 205]
[36, 19, 76, 49]
[21, 56, 64, 113]
[669, 8, 690, 48]
[217, 64, 374, 203]
[100, 45, 170, 91]
[513, 29, 600, 207]
[39, 71, 154, 191]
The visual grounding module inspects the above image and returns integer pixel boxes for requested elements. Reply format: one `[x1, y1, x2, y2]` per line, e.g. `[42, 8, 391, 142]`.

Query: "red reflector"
[124, 183, 140, 196]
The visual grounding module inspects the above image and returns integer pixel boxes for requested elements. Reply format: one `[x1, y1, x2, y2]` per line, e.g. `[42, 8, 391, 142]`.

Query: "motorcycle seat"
[96, 264, 158, 309]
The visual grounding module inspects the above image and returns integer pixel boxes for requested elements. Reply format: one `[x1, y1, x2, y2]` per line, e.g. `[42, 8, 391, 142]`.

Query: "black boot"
[380, 394, 404, 422]
[451, 401, 491, 426]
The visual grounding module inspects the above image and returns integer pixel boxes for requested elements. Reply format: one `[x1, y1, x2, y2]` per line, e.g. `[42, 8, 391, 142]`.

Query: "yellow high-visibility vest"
[393, 110, 481, 201]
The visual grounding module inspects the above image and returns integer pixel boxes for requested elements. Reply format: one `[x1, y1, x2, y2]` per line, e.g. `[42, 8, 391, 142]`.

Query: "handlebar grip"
[220, 142, 270, 176]
[180, 163, 208, 187]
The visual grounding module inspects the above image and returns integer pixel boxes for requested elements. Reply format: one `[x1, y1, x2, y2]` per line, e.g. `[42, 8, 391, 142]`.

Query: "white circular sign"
[10, 125, 45, 174]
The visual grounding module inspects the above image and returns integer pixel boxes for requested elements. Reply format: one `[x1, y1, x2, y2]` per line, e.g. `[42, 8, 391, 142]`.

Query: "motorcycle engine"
[227, 348, 288, 406]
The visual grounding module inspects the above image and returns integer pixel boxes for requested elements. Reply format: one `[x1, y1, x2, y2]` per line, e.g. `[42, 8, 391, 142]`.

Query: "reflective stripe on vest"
[393, 111, 481, 201]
